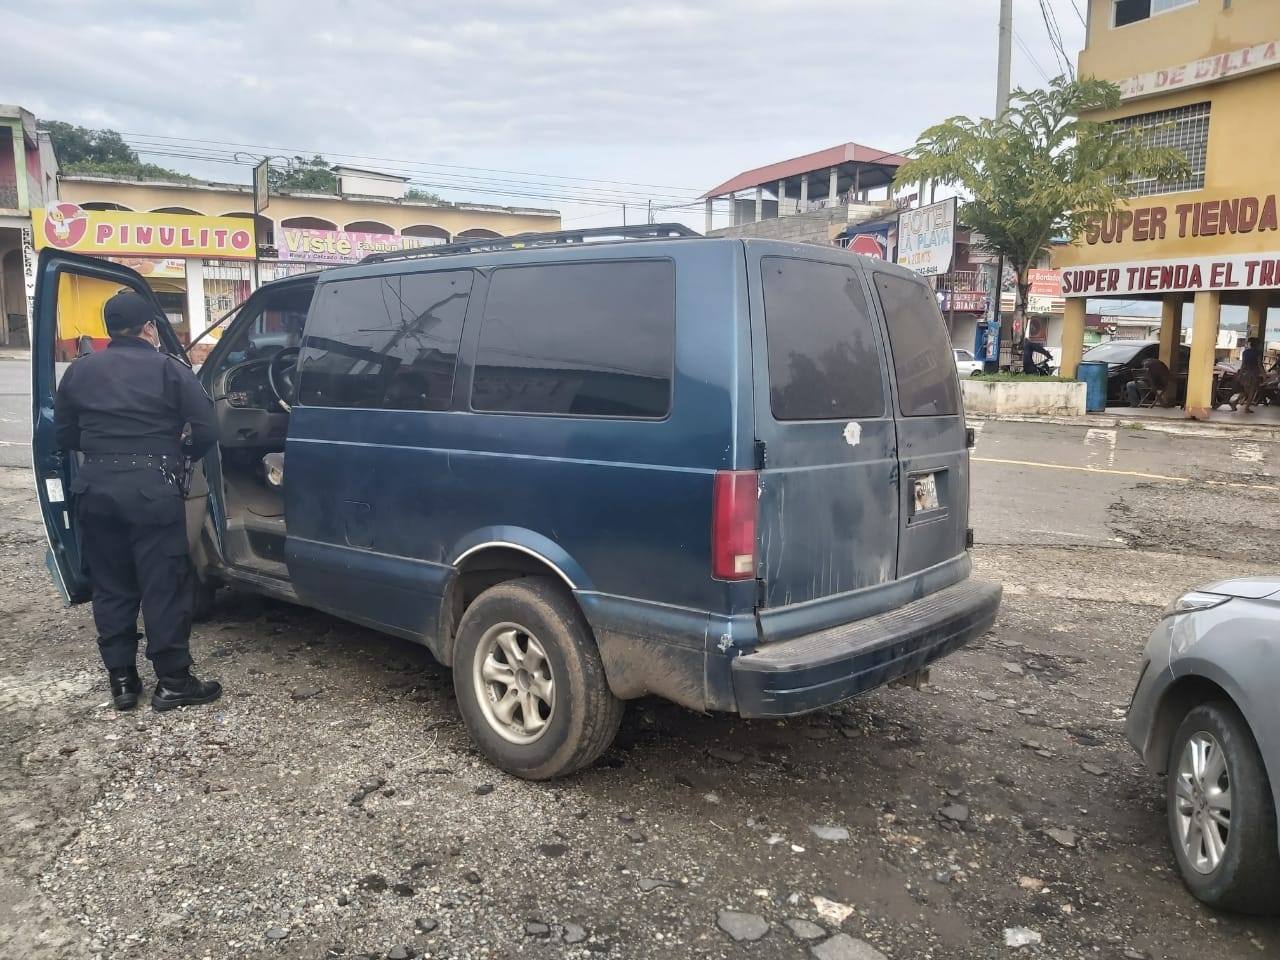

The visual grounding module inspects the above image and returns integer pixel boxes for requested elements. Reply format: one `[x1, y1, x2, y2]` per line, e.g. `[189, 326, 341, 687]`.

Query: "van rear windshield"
[761, 257, 885, 421]
[873, 273, 960, 417]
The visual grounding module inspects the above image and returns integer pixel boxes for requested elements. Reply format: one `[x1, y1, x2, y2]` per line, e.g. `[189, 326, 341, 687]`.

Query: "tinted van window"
[874, 272, 960, 417]
[761, 256, 885, 420]
[471, 260, 675, 418]
[299, 270, 472, 410]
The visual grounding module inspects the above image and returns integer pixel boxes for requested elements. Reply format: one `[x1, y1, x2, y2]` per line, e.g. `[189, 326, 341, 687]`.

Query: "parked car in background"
[1081, 339, 1191, 405]
[953, 348, 984, 377]
[1126, 577, 1280, 913]
[33, 228, 1001, 780]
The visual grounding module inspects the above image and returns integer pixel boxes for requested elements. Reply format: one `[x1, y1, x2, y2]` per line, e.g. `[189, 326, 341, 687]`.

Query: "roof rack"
[360, 222, 700, 264]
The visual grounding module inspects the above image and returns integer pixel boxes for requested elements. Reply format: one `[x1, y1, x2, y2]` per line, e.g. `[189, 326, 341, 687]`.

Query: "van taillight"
[712, 470, 757, 580]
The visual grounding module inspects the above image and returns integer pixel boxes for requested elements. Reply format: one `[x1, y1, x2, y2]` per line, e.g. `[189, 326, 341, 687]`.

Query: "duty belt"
[83, 453, 178, 467]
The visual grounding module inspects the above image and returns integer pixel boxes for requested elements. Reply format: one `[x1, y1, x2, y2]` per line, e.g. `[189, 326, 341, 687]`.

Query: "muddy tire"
[1166, 702, 1280, 914]
[452, 577, 623, 780]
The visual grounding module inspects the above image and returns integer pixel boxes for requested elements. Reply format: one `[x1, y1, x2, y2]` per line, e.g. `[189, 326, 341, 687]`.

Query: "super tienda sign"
[32, 204, 256, 260]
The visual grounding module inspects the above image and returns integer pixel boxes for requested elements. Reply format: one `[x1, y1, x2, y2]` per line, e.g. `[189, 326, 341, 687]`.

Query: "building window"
[1112, 101, 1210, 198]
[471, 260, 675, 419]
[1114, 0, 1197, 28]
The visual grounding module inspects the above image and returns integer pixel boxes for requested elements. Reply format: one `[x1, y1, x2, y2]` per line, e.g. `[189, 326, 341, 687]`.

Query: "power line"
[1013, 29, 1054, 83]
[1066, 0, 1087, 28]
[122, 137, 706, 208]
[1038, 0, 1076, 79]
[119, 131, 707, 196]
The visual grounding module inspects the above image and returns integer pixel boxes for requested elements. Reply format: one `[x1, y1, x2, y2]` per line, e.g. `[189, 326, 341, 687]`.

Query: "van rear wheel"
[452, 577, 623, 780]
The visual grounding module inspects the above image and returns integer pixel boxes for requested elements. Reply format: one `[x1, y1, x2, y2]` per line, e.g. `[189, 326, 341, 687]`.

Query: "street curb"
[967, 411, 1280, 442]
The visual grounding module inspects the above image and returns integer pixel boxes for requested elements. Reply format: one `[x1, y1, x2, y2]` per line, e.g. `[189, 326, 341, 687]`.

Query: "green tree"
[404, 186, 443, 203]
[43, 121, 192, 181]
[896, 76, 1188, 367]
[268, 155, 338, 194]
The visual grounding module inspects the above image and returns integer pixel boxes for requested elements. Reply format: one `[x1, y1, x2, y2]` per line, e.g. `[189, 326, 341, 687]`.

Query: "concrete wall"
[961, 379, 1087, 417]
[710, 205, 854, 245]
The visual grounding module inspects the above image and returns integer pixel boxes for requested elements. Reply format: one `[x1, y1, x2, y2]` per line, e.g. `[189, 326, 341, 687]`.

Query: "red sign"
[1027, 268, 1062, 297]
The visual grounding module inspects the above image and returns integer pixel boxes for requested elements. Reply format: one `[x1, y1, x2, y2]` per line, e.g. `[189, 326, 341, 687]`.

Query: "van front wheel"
[452, 577, 623, 780]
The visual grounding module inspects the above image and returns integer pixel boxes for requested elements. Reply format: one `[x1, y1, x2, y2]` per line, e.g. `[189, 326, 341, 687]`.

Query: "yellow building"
[1056, 0, 1280, 417]
[45, 171, 559, 345]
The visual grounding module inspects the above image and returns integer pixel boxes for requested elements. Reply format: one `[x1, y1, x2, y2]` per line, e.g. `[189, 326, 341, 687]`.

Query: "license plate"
[912, 473, 939, 514]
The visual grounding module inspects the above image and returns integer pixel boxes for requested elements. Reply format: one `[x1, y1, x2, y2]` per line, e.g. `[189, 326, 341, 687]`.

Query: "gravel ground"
[1, 433, 1279, 959]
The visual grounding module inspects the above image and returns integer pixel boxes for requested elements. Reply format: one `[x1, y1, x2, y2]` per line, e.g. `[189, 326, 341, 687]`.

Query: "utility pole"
[996, 0, 1013, 117]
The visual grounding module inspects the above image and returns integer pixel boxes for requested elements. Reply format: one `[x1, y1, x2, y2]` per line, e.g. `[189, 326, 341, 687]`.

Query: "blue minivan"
[32, 226, 1001, 779]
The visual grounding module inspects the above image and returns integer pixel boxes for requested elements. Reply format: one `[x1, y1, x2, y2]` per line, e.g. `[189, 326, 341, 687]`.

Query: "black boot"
[152, 669, 223, 712]
[108, 667, 143, 711]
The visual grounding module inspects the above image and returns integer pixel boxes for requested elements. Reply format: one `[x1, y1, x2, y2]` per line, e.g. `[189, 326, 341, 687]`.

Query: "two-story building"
[1056, 0, 1280, 418]
[41, 170, 560, 348]
[0, 105, 59, 346]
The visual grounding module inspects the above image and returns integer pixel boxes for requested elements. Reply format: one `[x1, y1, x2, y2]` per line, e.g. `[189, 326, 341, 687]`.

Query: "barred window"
[1112, 101, 1209, 198]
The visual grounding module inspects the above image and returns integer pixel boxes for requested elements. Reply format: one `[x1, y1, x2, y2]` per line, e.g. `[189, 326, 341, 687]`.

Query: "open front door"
[31, 249, 186, 603]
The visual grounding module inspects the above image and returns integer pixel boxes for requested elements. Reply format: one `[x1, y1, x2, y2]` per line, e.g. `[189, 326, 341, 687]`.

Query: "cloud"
[0, 0, 1083, 225]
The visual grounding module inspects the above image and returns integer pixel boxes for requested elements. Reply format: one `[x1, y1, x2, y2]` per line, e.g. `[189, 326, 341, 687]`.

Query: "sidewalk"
[970, 405, 1280, 441]
[0, 348, 30, 362]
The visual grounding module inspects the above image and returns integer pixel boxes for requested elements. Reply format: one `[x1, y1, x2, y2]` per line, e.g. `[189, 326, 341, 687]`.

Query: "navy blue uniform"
[53, 336, 217, 676]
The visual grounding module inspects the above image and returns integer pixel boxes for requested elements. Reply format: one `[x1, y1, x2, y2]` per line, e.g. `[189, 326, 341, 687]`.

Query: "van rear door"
[746, 245, 899, 640]
[866, 266, 969, 577]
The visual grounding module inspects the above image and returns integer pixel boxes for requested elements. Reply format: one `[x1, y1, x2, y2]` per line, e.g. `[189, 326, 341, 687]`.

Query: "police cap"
[103, 290, 158, 335]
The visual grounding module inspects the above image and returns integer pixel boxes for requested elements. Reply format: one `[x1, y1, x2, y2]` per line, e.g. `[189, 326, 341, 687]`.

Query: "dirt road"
[1, 420, 1278, 959]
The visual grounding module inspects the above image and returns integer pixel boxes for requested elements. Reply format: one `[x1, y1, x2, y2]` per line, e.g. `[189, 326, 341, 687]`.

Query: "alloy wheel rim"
[472, 622, 555, 744]
[1174, 731, 1232, 874]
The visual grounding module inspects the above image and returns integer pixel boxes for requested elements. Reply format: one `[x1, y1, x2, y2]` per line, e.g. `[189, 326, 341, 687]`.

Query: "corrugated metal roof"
[702, 142, 909, 198]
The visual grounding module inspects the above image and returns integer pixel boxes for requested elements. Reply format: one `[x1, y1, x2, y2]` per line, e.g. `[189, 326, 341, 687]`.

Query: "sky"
[0, 0, 1087, 231]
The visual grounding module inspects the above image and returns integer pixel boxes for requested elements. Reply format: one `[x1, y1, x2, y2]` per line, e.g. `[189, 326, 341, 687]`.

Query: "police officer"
[54, 290, 223, 712]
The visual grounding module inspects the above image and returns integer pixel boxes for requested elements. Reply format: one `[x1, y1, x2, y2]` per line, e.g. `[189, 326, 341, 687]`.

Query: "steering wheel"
[267, 347, 301, 413]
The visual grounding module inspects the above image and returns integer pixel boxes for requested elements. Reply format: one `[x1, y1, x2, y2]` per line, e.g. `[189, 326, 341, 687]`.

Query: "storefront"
[31, 202, 255, 357]
[1054, 3, 1280, 418]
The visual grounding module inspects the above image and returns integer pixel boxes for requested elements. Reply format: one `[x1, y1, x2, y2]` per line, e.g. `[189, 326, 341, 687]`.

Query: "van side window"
[873, 273, 961, 417]
[761, 256, 885, 421]
[298, 270, 473, 410]
[471, 260, 675, 418]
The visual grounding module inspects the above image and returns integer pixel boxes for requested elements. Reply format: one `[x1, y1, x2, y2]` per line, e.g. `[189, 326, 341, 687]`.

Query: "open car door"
[31, 248, 187, 603]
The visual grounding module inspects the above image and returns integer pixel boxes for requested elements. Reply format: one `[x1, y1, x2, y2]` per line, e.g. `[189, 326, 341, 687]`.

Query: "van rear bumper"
[731, 579, 1002, 718]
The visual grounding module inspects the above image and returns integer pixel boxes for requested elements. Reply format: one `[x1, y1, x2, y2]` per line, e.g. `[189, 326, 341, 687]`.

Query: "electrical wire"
[1038, 0, 1076, 79]
[1013, 29, 1054, 83]
[119, 131, 707, 197]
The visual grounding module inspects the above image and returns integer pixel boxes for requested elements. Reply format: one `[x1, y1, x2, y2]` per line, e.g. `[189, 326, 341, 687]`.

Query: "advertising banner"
[896, 197, 956, 276]
[1062, 251, 1280, 297]
[1119, 40, 1280, 101]
[32, 204, 255, 259]
[1027, 268, 1062, 296]
[274, 227, 439, 264]
[107, 256, 186, 278]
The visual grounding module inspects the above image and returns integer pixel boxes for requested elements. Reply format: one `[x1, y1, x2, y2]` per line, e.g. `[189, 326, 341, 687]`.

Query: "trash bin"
[1077, 361, 1108, 413]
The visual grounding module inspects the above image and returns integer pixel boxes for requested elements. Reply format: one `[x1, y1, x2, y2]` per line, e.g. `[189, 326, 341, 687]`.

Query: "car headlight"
[1161, 591, 1230, 619]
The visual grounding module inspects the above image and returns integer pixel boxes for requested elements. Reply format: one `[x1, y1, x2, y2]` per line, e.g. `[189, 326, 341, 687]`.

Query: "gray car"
[1127, 576, 1280, 914]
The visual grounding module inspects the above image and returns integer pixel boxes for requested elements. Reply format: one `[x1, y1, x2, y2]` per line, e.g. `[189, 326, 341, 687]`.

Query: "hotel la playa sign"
[1119, 39, 1280, 101]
